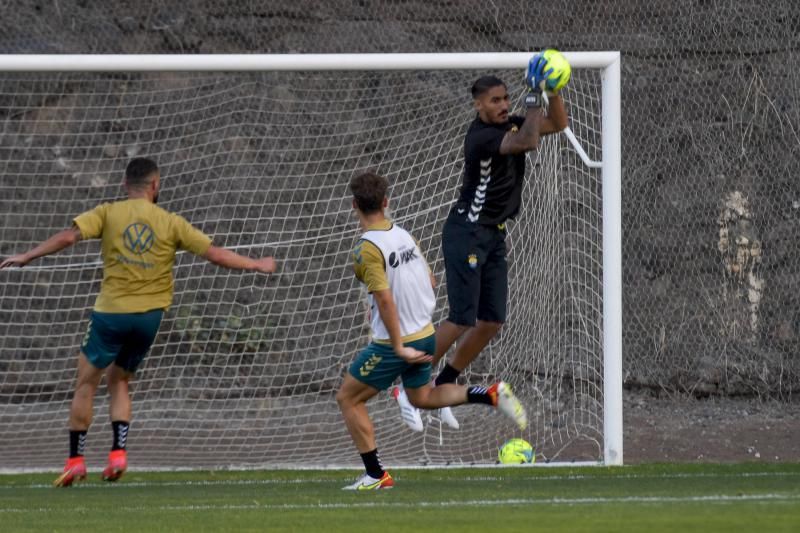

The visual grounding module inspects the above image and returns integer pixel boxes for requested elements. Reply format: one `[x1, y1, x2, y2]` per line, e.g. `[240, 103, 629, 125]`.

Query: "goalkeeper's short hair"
[471, 75, 506, 99]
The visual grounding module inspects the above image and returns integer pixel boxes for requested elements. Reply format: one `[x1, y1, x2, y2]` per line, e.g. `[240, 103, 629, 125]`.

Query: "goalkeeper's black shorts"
[442, 207, 508, 326]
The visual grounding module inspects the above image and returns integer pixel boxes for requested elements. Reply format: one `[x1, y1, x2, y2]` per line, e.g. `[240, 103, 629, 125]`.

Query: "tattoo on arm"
[500, 108, 543, 155]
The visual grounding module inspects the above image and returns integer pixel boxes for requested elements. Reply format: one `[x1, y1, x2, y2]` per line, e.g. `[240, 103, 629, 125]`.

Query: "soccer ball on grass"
[498, 438, 535, 464]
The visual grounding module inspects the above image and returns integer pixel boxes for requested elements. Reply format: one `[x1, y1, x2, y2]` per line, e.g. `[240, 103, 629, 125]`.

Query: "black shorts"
[442, 208, 508, 326]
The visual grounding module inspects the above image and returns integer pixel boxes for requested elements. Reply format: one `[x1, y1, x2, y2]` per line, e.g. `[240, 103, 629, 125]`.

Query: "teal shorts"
[80, 309, 164, 371]
[348, 334, 435, 391]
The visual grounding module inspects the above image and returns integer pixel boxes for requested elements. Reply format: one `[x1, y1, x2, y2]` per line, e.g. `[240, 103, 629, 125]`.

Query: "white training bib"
[360, 224, 435, 340]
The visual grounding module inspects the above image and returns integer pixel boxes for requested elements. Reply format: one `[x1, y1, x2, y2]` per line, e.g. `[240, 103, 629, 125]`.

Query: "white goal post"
[0, 52, 622, 468]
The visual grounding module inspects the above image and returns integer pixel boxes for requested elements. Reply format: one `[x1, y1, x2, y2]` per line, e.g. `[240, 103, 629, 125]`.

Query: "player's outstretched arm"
[500, 54, 550, 155]
[0, 227, 82, 269]
[202, 245, 276, 274]
[540, 93, 568, 135]
[499, 105, 542, 155]
[500, 53, 569, 153]
[372, 289, 432, 364]
[504, 93, 566, 146]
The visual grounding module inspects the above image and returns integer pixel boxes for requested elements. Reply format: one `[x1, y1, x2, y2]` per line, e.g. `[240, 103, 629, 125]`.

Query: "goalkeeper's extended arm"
[540, 93, 569, 135]
[500, 54, 550, 155]
[531, 51, 569, 135]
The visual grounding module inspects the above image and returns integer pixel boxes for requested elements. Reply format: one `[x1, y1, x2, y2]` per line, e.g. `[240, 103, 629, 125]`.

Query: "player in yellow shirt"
[337, 171, 527, 490]
[0, 157, 276, 487]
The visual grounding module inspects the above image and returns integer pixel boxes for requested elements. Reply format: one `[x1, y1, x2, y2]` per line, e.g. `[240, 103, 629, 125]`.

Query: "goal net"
[0, 53, 621, 470]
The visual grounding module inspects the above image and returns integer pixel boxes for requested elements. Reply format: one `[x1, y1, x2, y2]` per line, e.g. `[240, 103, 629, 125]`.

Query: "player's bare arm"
[536, 50, 571, 135]
[202, 245, 276, 273]
[500, 105, 544, 155]
[499, 94, 567, 154]
[371, 288, 431, 364]
[540, 93, 568, 134]
[0, 226, 82, 268]
[500, 53, 569, 154]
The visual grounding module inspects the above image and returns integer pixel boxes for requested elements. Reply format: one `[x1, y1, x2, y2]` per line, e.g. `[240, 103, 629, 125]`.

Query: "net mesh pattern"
[1, 0, 799, 468]
[0, 69, 604, 468]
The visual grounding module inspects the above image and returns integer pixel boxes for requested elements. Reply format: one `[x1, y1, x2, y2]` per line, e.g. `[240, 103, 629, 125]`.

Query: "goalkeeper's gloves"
[524, 53, 552, 109]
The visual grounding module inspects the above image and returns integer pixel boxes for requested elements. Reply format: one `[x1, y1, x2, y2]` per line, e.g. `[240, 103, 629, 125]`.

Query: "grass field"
[1, 463, 798, 532]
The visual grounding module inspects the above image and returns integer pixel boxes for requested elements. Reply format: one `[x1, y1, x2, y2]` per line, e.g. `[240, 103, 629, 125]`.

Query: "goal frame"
[0, 52, 622, 466]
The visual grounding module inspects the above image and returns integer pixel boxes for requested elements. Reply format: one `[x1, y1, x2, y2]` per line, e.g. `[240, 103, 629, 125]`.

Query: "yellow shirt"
[73, 198, 212, 313]
[352, 220, 391, 293]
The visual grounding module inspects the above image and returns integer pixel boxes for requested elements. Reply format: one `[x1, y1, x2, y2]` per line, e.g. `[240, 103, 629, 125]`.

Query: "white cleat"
[495, 381, 528, 430]
[438, 406, 460, 429]
[393, 387, 424, 432]
[342, 471, 394, 490]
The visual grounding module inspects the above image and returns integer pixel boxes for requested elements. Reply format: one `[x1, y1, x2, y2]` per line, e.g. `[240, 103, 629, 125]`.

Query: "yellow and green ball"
[542, 49, 571, 92]
[498, 438, 535, 464]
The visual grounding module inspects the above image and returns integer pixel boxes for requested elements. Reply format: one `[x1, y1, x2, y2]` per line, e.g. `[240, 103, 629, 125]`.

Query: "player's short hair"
[350, 171, 389, 215]
[125, 157, 159, 189]
[471, 75, 506, 99]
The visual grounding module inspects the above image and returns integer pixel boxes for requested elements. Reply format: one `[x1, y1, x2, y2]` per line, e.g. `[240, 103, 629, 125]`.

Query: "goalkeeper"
[337, 171, 526, 490]
[393, 51, 570, 430]
[0, 157, 276, 487]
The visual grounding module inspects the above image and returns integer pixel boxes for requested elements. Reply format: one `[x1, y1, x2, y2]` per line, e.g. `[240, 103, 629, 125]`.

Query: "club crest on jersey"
[353, 241, 365, 264]
[510, 125, 518, 132]
[388, 247, 418, 268]
[467, 254, 478, 269]
[123, 222, 155, 255]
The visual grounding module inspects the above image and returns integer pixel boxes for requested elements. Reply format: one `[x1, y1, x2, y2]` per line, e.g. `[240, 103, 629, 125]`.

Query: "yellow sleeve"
[352, 239, 389, 292]
[172, 213, 212, 256]
[72, 203, 108, 239]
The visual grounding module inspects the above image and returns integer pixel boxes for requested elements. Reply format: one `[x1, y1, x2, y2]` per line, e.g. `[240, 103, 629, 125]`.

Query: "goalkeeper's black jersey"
[456, 114, 526, 225]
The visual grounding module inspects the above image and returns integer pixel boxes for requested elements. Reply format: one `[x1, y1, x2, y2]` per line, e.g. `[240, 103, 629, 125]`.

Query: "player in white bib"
[359, 221, 436, 345]
[336, 171, 528, 490]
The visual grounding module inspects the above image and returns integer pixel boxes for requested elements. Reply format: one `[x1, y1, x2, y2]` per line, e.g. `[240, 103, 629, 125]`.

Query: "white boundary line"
[1, 494, 798, 513]
[0, 462, 603, 475]
[2, 470, 799, 490]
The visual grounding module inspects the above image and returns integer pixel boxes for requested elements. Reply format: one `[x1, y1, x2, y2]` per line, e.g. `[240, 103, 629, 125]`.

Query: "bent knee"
[107, 375, 131, 390]
[335, 389, 352, 409]
[106, 365, 132, 384]
[478, 320, 504, 334]
[405, 392, 431, 409]
[73, 380, 99, 398]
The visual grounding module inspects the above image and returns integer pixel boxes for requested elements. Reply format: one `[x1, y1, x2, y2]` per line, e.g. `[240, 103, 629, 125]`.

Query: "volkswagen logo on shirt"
[123, 222, 155, 255]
